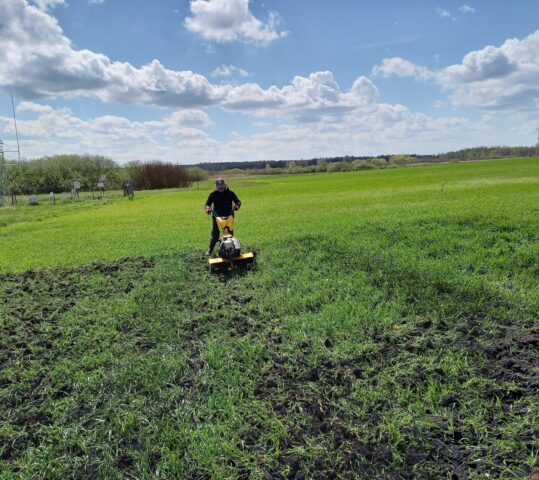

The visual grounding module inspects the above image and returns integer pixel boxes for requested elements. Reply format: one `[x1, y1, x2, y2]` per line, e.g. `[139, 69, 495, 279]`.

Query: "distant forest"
[195, 145, 539, 173]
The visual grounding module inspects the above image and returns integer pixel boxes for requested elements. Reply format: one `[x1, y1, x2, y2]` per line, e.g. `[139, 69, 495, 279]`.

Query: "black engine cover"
[219, 237, 241, 258]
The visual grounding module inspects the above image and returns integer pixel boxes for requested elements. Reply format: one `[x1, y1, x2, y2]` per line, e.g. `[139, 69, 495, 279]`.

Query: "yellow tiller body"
[208, 211, 256, 273]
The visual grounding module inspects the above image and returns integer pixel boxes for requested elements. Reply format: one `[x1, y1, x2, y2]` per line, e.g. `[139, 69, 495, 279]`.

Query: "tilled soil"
[0, 249, 537, 479]
[0, 257, 154, 466]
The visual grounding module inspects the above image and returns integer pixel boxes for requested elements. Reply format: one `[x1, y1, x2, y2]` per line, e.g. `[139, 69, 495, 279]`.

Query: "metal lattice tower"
[0, 140, 6, 204]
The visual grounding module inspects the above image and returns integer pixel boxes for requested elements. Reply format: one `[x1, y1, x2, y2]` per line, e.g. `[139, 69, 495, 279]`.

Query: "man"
[204, 178, 241, 256]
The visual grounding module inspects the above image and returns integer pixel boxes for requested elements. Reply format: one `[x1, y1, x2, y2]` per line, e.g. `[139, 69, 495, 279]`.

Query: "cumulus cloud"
[185, 0, 287, 45]
[372, 57, 435, 81]
[440, 46, 515, 83]
[222, 72, 380, 123]
[0, 0, 361, 121]
[1, 100, 482, 164]
[372, 30, 539, 111]
[0, 0, 223, 107]
[212, 64, 250, 77]
[0, 103, 218, 160]
[4, 0, 535, 162]
[163, 109, 213, 127]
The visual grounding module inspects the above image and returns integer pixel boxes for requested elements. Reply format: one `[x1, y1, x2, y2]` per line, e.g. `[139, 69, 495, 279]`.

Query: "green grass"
[1, 158, 538, 479]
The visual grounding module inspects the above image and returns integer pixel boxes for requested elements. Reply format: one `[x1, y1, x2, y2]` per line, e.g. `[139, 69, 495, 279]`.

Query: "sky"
[0, 0, 538, 164]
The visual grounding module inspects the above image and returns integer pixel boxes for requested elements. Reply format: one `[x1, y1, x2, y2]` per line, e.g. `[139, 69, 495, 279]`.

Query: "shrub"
[187, 167, 209, 182]
[389, 155, 416, 166]
[132, 161, 190, 190]
[327, 161, 350, 172]
[351, 160, 374, 171]
[315, 161, 328, 173]
[368, 157, 389, 167]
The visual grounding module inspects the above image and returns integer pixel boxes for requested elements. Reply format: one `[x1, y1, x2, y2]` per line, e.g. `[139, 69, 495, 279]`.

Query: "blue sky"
[1, 0, 538, 164]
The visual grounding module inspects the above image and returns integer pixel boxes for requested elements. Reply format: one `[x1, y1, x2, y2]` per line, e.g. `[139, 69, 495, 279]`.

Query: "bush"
[132, 161, 190, 190]
[315, 161, 328, 173]
[187, 167, 209, 182]
[368, 157, 389, 167]
[389, 155, 416, 166]
[351, 160, 374, 171]
[327, 161, 350, 173]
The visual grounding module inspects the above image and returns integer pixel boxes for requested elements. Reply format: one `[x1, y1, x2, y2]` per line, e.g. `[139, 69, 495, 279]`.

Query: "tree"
[187, 166, 209, 182]
[315, 159, 328, 172]
[351, 160, 374, 171]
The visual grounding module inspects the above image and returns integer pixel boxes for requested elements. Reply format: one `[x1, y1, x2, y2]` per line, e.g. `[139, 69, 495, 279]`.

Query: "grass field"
[1, 158, 538, 479]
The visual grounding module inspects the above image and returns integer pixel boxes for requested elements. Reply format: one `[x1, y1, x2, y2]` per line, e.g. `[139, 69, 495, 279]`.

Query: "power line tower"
[0, 92, 23, 205]
[0, 140, 6, 205]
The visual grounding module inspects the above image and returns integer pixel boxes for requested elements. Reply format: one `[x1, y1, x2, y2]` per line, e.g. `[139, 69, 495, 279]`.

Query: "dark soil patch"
[0, 256, 155, 464]
[250, 296, 538, 479]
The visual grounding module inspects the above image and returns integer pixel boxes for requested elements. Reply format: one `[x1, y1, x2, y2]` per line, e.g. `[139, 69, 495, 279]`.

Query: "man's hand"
[234, 204, 240, 211]
[205, 207, 211, 215]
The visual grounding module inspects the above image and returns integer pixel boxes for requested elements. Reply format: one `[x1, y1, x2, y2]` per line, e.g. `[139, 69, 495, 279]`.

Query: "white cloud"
[440, 46, 514, 83]
[222, 72, 379, 123]
[0, 1, 222, 107]
[4, 0, 537, 163]
[164, 109, 213, 127]
[212, 64, 250, 77]
[0, 103, 218, 161]
[166, 127, 209, 138]
[372, 30, 539, 112]
[30, 0, 65, 11]
[17, 101, 55, 114]
[184, 0, 287, 45]
[436, 7, 451, 18]
[0, 1, 377, 123]
[459, 4, 476, 14]
[436, 7, 457, 21]
[163, 109, 213, 137]
[372, 57, 435, 81]
[439, 32, 539, 110]
[2, 98, 486, 164]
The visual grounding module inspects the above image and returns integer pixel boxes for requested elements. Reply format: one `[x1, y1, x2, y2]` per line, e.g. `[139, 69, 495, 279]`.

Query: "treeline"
[1, 145, 536, 195]
[197, 145, 539, 174]
[5, 155, 124, 195]
[1, 156, 209, 195]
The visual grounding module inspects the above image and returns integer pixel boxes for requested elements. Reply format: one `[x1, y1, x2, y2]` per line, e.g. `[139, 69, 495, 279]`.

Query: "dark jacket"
[205, 188, 241, 216]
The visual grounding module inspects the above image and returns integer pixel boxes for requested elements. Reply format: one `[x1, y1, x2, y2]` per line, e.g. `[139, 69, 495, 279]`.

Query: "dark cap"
[215, 178, 225, 188]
